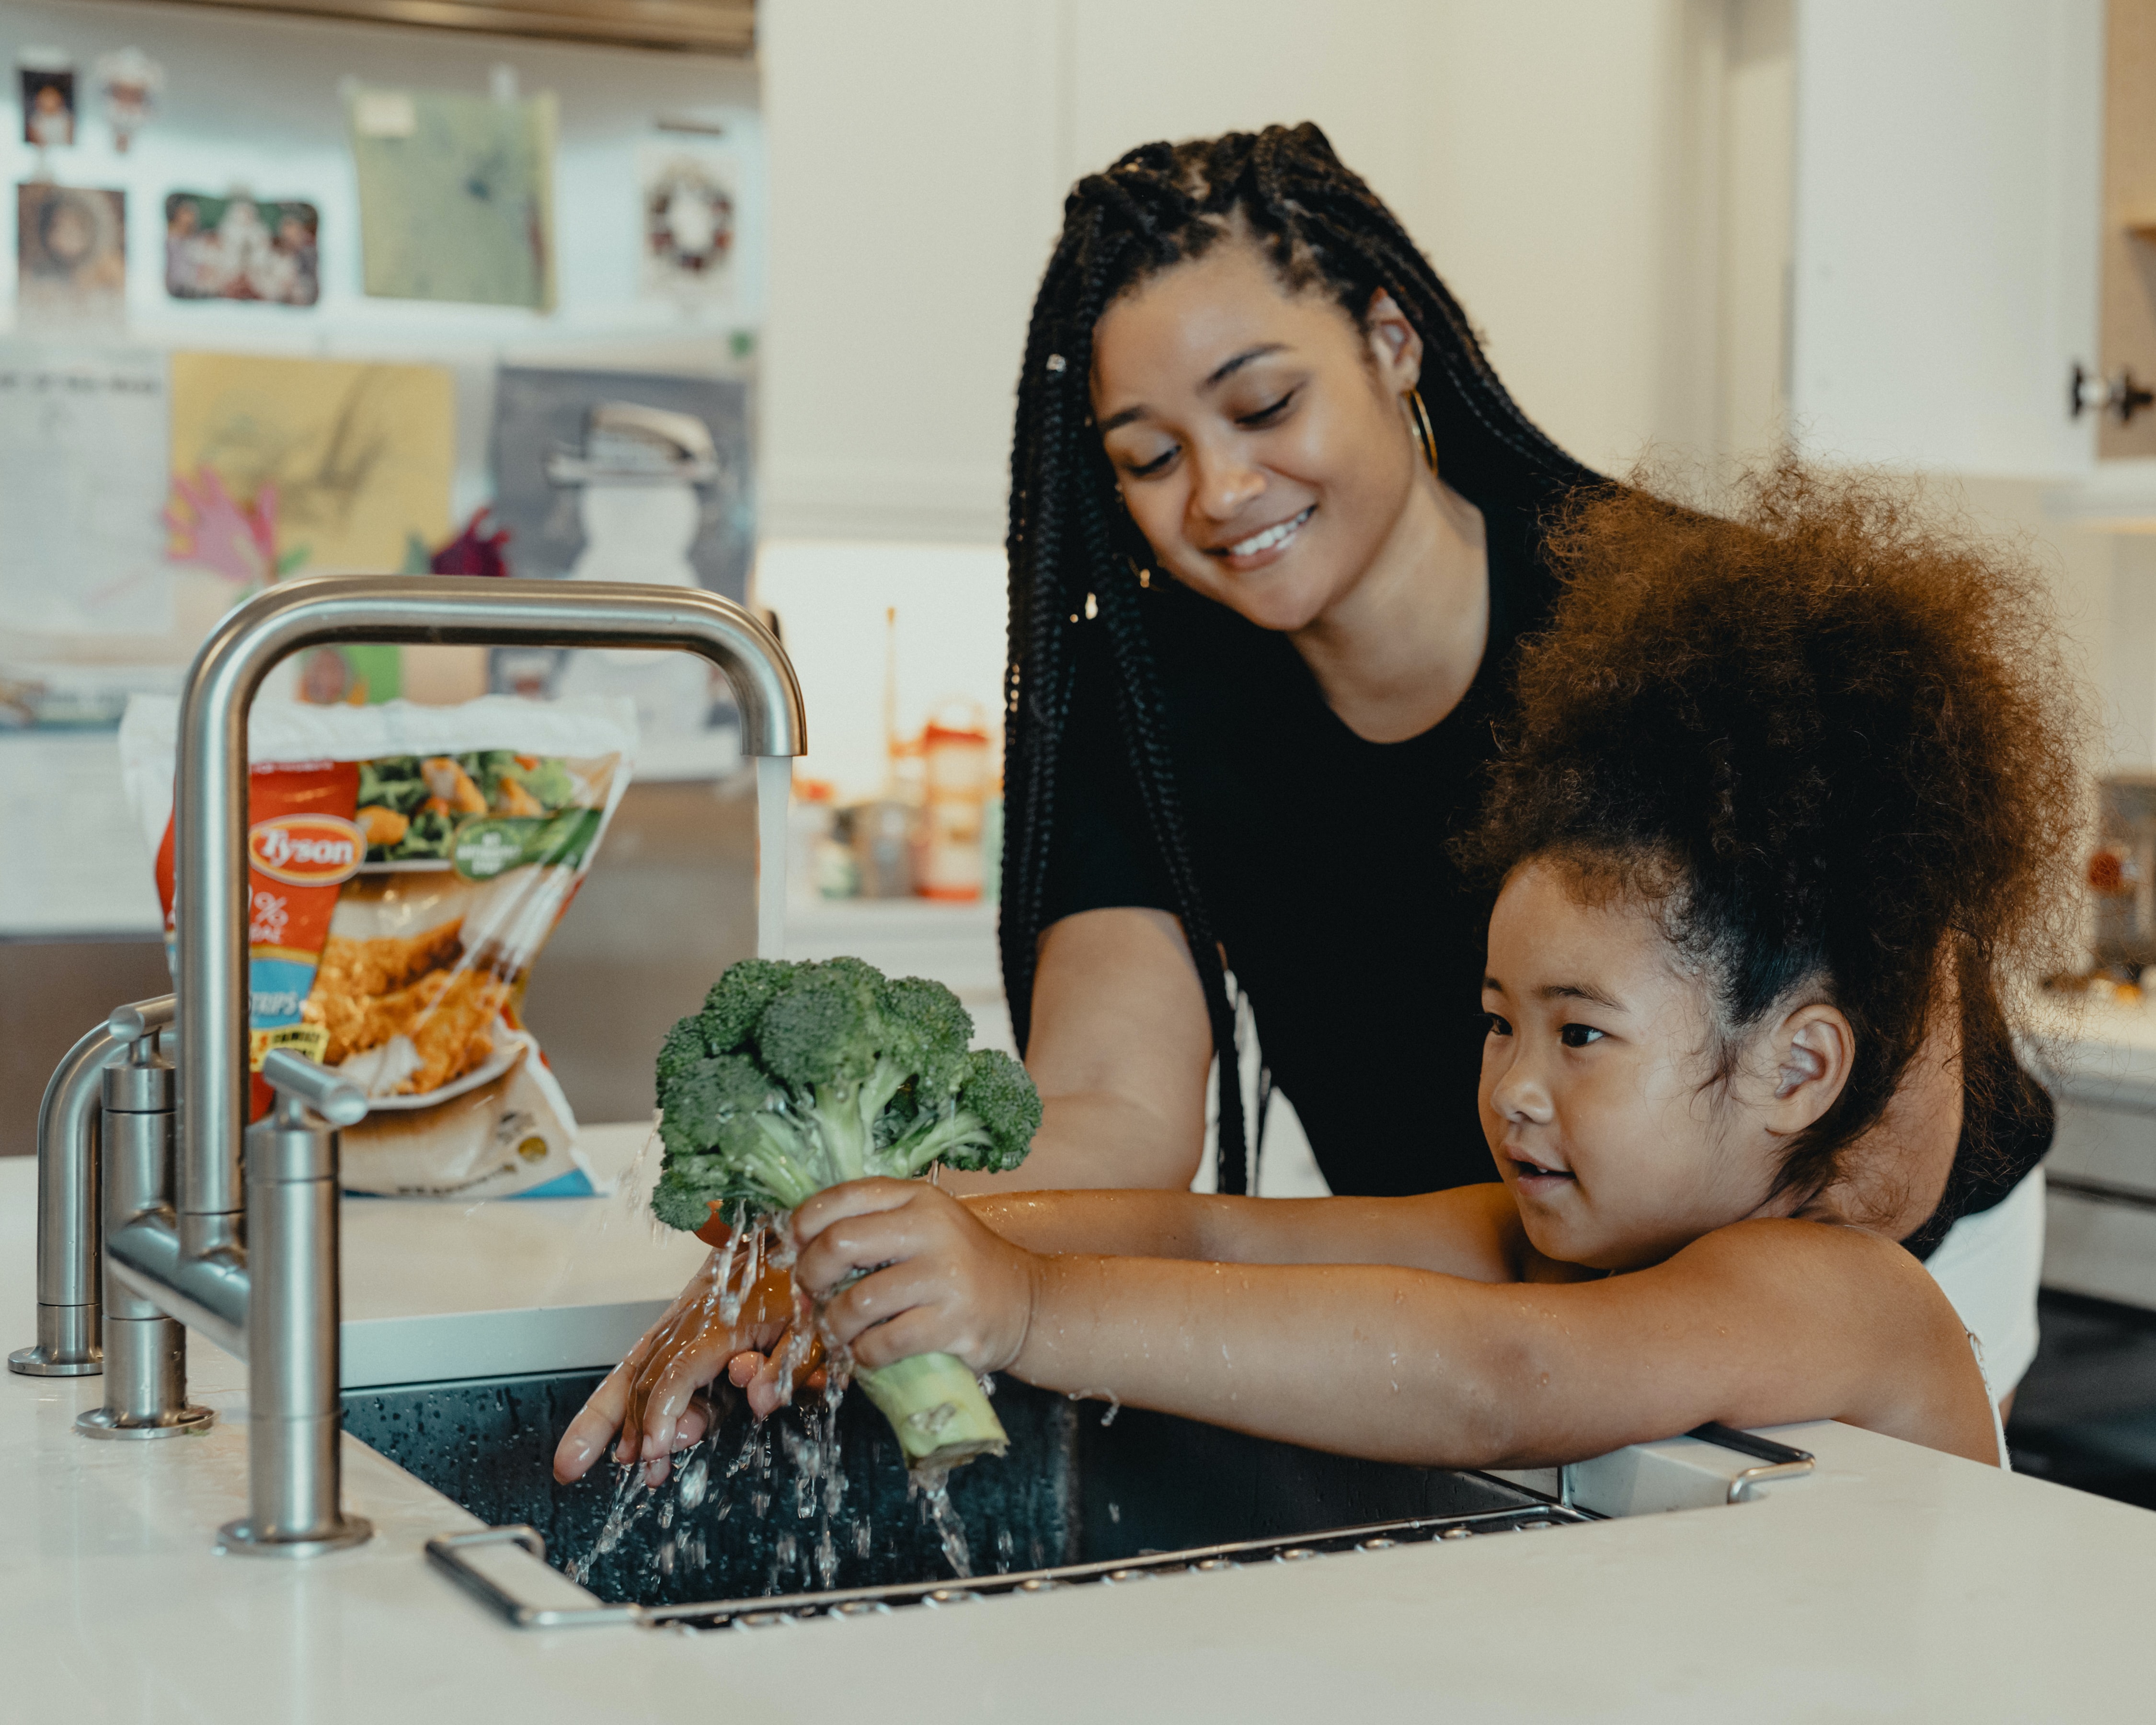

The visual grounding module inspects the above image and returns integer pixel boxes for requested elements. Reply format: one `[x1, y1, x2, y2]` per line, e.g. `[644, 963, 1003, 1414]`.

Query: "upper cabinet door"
[1790, 0, 2102, 478]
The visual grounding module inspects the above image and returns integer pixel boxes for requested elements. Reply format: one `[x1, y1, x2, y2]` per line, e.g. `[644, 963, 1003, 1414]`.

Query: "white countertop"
[3, 1150, 2153, 1720]
[334, 1122, 711, 1386]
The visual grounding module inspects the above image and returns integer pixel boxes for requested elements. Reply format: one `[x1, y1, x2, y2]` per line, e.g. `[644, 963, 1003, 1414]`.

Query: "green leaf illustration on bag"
[451, 806, 603, 880]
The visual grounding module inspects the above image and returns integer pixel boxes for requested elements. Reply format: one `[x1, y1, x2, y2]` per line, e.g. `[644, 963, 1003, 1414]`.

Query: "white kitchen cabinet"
[1790, 0, 2103, 478]
[757, 0, 1802, 543]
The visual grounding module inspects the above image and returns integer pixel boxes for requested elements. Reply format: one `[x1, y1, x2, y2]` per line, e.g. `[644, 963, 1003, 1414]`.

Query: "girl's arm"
[961, 1182, 1530, 1284]
[792, 1182, 2001, 1469]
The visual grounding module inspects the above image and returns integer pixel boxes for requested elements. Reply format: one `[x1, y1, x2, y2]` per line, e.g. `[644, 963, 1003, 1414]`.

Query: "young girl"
[722, 469, 2080, 1473]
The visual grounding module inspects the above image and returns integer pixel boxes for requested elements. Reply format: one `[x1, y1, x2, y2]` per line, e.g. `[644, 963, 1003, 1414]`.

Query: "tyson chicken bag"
[119, 695, 636, 1198]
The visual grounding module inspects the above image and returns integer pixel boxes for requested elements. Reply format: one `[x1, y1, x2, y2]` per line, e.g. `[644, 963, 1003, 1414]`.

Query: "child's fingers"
[844, 1306, 957, 1373]
[794, 1196, 961, 1298]
[818, 1257, 958, 1352]
[793, 1176, 934, 1246]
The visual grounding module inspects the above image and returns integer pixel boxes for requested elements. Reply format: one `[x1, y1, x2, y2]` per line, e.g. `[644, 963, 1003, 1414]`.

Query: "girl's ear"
[1364, 288, 1424, 392]
[1764, 1002, 1854, 1136]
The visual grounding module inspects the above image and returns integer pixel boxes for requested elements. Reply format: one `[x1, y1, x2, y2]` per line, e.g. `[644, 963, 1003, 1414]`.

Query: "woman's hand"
[550, 1248, 798, 1487]
[791, 1177, 1042, 1379]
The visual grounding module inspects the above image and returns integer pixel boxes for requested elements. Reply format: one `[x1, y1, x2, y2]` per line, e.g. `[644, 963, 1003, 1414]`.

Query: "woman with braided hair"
[555, 124, 2059, 1486]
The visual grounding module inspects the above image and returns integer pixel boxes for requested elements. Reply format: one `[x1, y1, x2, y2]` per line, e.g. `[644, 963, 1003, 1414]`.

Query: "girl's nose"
[1489, 1055, 1554, 1126]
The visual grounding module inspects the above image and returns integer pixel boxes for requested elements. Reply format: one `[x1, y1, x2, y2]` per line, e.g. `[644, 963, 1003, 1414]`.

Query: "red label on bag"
[153, 759, 361, 1121]
[248, 814, 365, 887]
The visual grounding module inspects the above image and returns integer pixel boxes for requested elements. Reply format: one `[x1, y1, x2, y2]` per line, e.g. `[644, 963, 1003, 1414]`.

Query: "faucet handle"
[258, 1049, 368, 1129]
[107, 994, 176, 1051]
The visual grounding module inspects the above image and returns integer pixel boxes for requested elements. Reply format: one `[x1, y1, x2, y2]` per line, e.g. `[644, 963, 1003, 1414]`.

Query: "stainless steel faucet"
[18, 574, 805, 1552]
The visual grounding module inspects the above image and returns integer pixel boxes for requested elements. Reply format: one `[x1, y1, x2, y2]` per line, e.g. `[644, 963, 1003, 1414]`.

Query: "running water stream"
[755, 754, 790, 960]
[568, 1214, 982, 1595]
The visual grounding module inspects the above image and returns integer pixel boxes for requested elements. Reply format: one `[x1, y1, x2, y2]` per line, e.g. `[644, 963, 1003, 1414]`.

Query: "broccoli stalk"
[650, 957, 1042, 1471]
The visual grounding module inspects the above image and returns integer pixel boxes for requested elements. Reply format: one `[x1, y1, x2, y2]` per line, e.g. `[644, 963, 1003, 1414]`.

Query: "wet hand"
[726, 1342, 828, 1422]
[550, 1250, 793, 1487]
[791, 1178, 1040, 1379]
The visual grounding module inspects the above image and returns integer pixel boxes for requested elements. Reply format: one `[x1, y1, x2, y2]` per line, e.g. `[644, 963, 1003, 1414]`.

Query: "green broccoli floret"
[700, 958, 802, 1055]
[654, 1015, 708, 1105]
[652, 957, 1040, 1230]
[883, 1048, 1042, 1177]
[754, 959, 926, 1182]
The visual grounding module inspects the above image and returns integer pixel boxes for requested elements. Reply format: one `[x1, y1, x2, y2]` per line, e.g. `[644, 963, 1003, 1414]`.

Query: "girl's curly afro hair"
[1461, 460, 2088, 1207]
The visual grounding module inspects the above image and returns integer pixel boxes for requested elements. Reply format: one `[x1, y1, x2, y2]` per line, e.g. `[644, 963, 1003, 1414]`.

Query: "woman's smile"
[1208, 504, 1315, 570]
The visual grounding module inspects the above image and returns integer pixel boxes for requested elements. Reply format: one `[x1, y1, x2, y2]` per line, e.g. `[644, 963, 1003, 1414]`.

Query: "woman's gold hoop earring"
[1407, 389, 1439, 477]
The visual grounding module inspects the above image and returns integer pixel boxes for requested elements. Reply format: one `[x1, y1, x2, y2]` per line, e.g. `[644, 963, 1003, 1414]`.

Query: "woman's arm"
[793, 1184, 2001, 1470]
[940, 906, 1216, 1194]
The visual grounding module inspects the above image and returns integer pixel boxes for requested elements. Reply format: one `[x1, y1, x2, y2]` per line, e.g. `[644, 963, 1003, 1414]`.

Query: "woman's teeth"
[1226, 506, 1313, 558]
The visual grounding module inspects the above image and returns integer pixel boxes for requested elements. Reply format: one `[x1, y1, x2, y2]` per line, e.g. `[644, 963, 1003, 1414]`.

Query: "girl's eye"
[1560, 1024, 1605, 1049]
[1484, 1012, 1513, 1038]
[1237, 390, 1296, 427]
[1122, 445, 1177, 478]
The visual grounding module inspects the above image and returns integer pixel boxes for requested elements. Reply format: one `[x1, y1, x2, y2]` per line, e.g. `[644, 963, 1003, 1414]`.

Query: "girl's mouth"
[1509, 1157, 1575, 1190]
[1212, 505, 1314, 567]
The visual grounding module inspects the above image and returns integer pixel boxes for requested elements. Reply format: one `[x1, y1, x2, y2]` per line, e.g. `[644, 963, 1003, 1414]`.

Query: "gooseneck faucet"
[18, 574, 804, 1553]
[173, 575, 806, 1262]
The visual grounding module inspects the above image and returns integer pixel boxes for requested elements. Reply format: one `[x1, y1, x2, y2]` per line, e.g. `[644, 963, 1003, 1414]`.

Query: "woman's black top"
[1038, 497, 2052, 1256]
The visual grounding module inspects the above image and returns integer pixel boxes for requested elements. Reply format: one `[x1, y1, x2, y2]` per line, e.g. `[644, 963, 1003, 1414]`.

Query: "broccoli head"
[652, 956, 1040, 1233]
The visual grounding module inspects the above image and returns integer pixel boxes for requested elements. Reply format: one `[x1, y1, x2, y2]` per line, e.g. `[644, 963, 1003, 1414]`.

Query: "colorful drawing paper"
[347, 85, 557, 311]
[167, 351, 454, 575]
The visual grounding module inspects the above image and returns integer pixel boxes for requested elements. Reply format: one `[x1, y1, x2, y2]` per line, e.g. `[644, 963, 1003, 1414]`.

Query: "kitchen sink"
[344, 1368, 1583, 1625]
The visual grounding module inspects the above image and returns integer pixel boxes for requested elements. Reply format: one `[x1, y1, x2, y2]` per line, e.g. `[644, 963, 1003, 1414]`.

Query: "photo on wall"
[19, 61, 75, 147]
[165, 192, 320, 306]
[16, 184, 126, 331]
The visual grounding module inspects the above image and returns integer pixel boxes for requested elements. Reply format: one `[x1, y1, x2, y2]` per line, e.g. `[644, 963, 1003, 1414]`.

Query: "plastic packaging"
[118, 694, 636, 1198]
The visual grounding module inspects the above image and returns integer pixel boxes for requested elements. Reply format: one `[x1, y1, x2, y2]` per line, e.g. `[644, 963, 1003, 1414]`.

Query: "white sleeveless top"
[1968, 1330, 2011, 1470]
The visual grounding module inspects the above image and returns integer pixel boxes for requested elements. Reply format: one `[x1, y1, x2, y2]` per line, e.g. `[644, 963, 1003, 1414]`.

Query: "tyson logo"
[249, 814, 366, 887]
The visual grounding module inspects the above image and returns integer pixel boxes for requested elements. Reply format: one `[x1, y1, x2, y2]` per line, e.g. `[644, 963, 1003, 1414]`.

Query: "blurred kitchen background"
[7, 0, 2156, 1502]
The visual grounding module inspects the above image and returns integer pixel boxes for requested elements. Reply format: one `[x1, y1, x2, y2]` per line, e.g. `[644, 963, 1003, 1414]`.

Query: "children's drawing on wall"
[166, 193, 321, 306]
[639, 141, 736, 306]
[164, 353, 453, 709]
[93, 47, 162, 153]
[16, 184, 126, 331]
[166, 351, 454, 579]
[486, 368, 750, 770]
[19, 55, 75, 149]
[162, 465, 301, 590]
